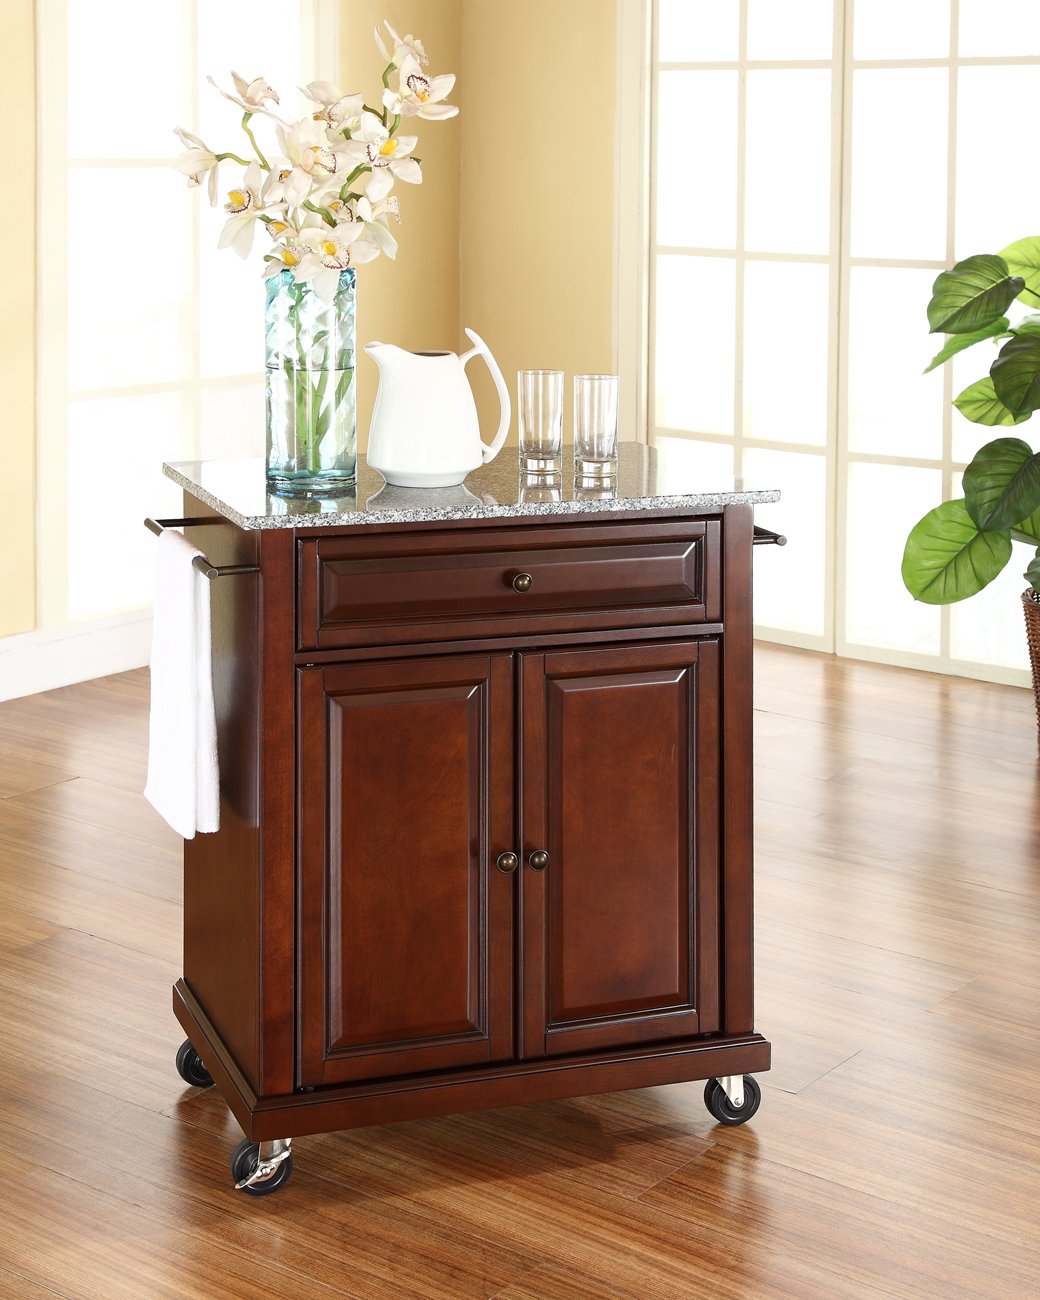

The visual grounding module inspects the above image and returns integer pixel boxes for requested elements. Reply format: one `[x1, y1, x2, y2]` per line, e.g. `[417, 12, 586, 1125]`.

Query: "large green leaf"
[1014, 513, 1040, 543]
[991, 333, 1040, 418]
[927, 255, 1024, 335]
[953, 376, 1030, 426]
[999, 236, 1040, 309]
[1012, 313, 1040, 338]
[963, 437, 1040, 532]
[923, 317, 1008, 373]
[902, 499, 1012, 604]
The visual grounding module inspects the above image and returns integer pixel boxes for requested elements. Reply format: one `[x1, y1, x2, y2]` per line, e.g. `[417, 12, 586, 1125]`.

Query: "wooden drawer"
[297, 519, 720, 650]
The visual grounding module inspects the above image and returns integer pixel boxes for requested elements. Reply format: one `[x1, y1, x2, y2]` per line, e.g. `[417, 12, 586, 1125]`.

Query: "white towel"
[144, 529, 220, 839]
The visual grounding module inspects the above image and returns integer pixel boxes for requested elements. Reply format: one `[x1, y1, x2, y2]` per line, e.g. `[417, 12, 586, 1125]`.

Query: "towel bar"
[144, 517, 260, 581]
[753, 525, 787, 547]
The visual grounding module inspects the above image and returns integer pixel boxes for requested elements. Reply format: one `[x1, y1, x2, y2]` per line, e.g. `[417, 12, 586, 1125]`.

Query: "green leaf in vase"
[923, 317, 1009, 374]
[998, 236, 1040, 310]
[962, 437, 1040, 532]
[953, 376, 1030, 426]
[927, 255, 1024, 335]
[991, 333, 1040, 419]
[902, 499, 1012, 604]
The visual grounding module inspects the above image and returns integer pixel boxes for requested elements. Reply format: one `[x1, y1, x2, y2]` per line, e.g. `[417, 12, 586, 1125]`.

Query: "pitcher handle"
[460, 328, 511, 464]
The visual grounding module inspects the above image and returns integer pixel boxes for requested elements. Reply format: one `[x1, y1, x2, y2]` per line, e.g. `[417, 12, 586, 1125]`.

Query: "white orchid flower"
[218, 162, 267, 258]
[261, 161, 312, 208]
[354, 195, 399, 259]
[342, 112, 421, 201]
[292, 225, 377, 301]
[263, 224, 306, 277]
[276, 119, 351, 182]
[172, 127, 221, 204]
[374, 21, 429, 67]
[383, 55, 458, 121]
[300, 81, 365, 135]
[208, 70, 281, 114]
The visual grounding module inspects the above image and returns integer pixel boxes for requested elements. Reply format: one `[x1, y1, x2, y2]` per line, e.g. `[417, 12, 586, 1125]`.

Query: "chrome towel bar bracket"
[144, 517, 260, 581]
[753, 525, 787, 547]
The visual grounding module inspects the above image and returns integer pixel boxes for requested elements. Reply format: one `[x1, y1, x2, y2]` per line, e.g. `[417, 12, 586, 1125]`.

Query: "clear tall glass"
[265, 268, 357, 496]
[518, 369, 564, 471]
[574, 374, 620, 479]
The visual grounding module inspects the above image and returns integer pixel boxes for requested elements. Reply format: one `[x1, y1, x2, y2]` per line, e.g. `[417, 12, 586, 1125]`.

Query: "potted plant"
[902, 237, 1040, 737]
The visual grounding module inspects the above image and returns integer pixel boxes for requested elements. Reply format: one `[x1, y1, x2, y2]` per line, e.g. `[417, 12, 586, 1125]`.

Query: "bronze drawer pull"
[512, 572, 534, 593]
[496, 851, 519, 873]
[529, 850, 550, 871]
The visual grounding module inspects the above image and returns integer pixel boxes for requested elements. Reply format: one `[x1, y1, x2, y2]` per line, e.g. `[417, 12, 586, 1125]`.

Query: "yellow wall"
[341, 0, 618, 449]
[458, 0, 617, 440]
[340, 1, 462, 446]
[1, 0, 36, 637]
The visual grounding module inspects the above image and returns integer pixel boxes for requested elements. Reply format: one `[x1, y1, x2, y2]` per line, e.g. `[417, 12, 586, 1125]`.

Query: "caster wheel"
[175, 1038, 214, 1088]
[704, 1075, 762, 1126]
[230, 1139, 293, 1196]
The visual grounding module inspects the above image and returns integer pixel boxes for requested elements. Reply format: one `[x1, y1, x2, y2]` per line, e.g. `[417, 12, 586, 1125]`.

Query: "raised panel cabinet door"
[298, 654, 515, 1086]
[520, 641, 721, 1058]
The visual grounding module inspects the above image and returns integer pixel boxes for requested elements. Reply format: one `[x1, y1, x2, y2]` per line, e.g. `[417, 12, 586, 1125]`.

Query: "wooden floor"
[0, 645, 1036, 1299]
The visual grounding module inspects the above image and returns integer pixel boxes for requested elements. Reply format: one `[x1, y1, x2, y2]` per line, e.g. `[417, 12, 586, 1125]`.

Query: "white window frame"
[643, 0, 1037, 687]
[35, 0, 338, 637]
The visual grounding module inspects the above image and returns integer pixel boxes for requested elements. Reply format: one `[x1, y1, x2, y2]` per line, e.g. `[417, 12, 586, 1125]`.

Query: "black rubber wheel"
[175, 1038, 214, 1088]
[703, 1075, 762, 1126]
[230, 1139, 294, 1196]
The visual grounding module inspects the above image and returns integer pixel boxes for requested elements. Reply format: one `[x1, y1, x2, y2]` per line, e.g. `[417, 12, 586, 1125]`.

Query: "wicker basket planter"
[1023, 590, 1040, 748]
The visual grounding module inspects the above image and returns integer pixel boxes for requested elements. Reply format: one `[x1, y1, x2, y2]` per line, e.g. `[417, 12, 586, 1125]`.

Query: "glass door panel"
[745, 70, 832, 255]
[744, 447, 827, 637]
[850, 69, 949, 261]
[744, 262, 830, 446]
[654, 255, 736, 434]
[656, 72, 738, 249]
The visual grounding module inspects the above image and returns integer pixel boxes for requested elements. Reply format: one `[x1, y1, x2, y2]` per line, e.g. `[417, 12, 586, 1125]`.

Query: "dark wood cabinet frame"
[172, 501, 770, 1144]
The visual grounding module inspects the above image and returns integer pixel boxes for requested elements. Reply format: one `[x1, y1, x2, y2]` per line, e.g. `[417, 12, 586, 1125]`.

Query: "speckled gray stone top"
[164, 444, 780, 531]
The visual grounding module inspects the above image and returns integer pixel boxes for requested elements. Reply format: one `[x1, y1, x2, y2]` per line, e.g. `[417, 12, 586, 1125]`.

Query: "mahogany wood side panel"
[178, 500, 262, 1090]
[721, 503, 755, 1034]
[297, 654, 515, 1086]
[298, 518, 720, 651]
[257, 528, 297, 1096]
[520, 641, 721, 1059]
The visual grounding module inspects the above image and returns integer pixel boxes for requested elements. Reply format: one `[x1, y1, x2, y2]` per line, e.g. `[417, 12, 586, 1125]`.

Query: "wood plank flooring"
[0, 645, 1036, 1298]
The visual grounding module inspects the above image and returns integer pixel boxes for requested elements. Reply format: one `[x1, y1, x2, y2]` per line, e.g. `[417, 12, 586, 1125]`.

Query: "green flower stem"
[382, 63, 396, 88]
[240, 112, 270, 169]
[304, 199, 337, 227]
[362, 103, 383, 119]
[340, 164, 370, 202]
[390, 113, 401, 136]
[216, 150, 252, 166]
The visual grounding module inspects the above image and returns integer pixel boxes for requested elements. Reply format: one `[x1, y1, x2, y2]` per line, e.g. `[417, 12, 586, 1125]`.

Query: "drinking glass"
[574, 374, 619, 479]
[518, 369, 564, 471]
[518, 470, 563, 504]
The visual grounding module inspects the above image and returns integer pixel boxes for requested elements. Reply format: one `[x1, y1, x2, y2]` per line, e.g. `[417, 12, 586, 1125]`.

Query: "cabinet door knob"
[529, 850, 550, 871]
[496, 851, 519, 874]
[512, 572, 534, 593]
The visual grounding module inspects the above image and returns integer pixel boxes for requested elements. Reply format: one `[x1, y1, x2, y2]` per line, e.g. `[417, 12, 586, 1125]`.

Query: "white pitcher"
[365, 328, 511, 488]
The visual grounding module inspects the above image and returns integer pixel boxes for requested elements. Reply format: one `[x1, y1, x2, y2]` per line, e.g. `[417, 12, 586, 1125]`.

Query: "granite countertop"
[164, 444, 780, 531]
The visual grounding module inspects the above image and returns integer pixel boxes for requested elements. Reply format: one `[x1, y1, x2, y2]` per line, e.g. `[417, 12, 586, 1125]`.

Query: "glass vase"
[265, 269, 357, 495]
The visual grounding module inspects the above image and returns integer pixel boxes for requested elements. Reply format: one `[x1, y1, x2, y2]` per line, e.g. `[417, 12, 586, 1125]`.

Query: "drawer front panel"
[299, 519, 720, 649]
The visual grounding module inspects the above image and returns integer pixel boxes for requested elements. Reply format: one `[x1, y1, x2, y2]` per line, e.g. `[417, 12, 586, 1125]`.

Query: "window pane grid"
[651, 0, 1034, 684]
[39, 0, 315, 627]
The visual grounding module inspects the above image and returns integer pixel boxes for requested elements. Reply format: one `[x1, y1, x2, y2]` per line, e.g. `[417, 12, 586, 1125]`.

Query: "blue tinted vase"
[265, 269, 357, 495]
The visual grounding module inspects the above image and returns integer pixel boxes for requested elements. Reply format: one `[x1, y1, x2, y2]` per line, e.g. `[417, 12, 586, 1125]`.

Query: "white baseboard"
[0, 610, 152, 702]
